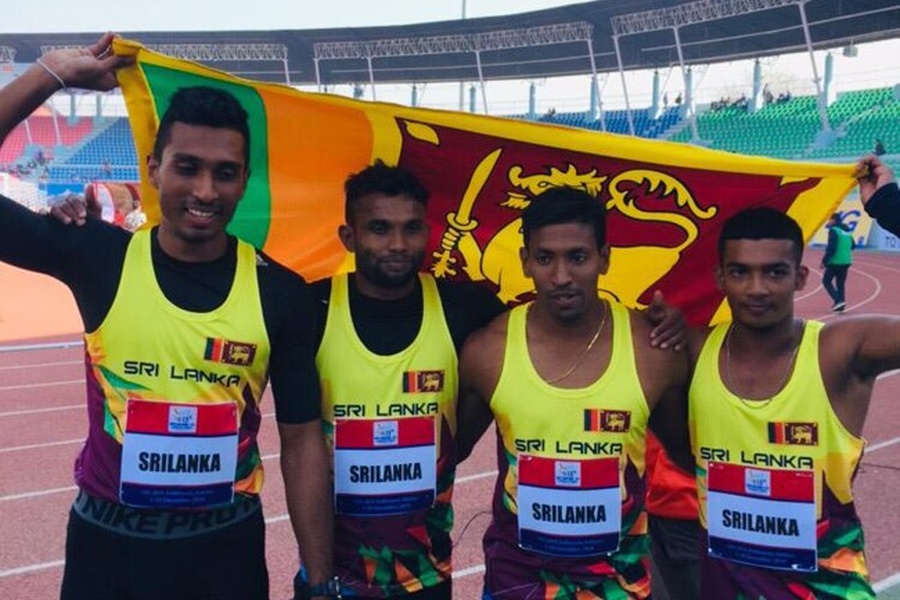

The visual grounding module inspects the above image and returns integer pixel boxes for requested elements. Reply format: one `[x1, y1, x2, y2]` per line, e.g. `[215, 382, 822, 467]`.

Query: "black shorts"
[60, 504, 268, 600]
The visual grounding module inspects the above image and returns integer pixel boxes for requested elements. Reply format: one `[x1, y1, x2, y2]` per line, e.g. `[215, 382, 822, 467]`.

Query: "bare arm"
[278, 421, 334, 591]
[455, 387, 494, 464]
[838, 316, 900, 379]
[0, 33, 128, 147]
[456, 317, 507, 463]
[648, 384, 693, 475]
[631, 309, 694, 473]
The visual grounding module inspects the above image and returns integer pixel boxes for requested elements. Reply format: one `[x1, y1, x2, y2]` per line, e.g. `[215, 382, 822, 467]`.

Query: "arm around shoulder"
[638, 319, 693, 474]
[456, 314, 507, 463]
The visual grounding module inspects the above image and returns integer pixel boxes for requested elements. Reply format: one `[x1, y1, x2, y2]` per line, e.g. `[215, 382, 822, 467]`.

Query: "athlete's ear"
[598, 244, 610, 275]
[146, 154, 160, 190]
[338, 223, 355, 253]
[714, 264, 725, 292]
[795, 264, 809, 291]
[520, 246, 531, 278]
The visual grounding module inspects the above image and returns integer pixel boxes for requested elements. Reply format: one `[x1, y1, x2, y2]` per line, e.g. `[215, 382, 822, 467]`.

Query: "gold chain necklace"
[531, 302, 608, 384]
[723, 320, 802, 408]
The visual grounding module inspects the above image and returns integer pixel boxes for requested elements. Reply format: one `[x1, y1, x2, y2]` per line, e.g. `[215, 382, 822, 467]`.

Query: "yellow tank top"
[690, 321, 870, 589]
[481, 301, 652, 597]
[315, 273, 458, 596]
[81, 230, 271, 508]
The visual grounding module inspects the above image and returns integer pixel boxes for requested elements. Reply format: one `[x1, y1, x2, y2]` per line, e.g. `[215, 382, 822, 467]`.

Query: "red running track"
[1, 248, 899, 599]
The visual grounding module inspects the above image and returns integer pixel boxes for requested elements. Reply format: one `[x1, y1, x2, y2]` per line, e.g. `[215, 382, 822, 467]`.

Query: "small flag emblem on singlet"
[402, 370, 444, 393]
[768, 422, 818, 446]
[584, 409, 631, 432]
[204, 338, 257, 366]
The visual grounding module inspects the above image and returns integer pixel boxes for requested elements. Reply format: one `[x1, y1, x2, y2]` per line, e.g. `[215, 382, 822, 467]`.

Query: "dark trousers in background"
[822, 264, 850, 305]
[60, 506, 268, 600]
[648, 515, 701, 600]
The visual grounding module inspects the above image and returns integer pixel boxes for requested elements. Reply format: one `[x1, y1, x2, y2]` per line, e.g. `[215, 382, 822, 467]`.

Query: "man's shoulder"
[435, 277, 493, 299]
[465, 310, 509, 349]
[254, 248, 307, 286]
[434, 277, 506, 314]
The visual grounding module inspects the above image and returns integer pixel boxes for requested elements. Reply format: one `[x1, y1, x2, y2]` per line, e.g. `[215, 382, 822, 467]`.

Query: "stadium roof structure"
[0, 0, 898, 87]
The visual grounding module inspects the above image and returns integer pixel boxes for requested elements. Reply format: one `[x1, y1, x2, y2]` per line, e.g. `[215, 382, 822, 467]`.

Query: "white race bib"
[517, 454, 621, 557]
[333, 416, 436, 516]
[707, 461, 817, 572]
[120, 399, 238, 509]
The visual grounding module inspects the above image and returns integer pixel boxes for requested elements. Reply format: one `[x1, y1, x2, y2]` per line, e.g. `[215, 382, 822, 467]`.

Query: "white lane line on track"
[453, 564, 486, 579]
[0, 404, 81, 417]
[0, 485, 77, 502]
[867, 436, 900, 453]
[0, 340, 82, 354]
[0, 359, 82, 371]
[0, 379, 84, 392]
[875, 571, 900, 593]
[457, 470, 498, 484]
[0, 438, 82, 454]
[0, 560, 65, 578]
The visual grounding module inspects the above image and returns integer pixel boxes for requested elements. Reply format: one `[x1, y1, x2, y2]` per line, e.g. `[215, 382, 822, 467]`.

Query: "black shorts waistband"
[72, 490, 261, 540]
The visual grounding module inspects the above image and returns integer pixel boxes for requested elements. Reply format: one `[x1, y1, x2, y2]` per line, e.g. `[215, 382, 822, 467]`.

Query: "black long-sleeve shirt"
[865, 182, 900, 238]
[310, 275, 506, 356]
[0, 195, 320, 423]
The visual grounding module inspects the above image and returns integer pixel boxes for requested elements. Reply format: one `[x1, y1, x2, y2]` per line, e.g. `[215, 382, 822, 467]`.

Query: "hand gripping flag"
[114, 38, 856, 326]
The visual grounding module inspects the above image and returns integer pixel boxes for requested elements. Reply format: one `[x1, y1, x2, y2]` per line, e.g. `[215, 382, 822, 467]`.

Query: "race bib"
[333, 416, 436, 516]
[707, 461, 817, 572]
[120, 400, 238, 509]
[517, 454, 621, 557]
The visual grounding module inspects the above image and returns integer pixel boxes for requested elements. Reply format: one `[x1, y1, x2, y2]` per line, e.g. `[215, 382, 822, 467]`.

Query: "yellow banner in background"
[810, 192, 874, 247]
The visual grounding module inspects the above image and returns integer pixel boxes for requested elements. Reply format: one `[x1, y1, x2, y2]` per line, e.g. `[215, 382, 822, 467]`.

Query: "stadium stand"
[0, 115, 93, 165]
[535, 106, 682, 138]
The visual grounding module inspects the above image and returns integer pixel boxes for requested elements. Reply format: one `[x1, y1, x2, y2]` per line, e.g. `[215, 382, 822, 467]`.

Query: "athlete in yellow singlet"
[457, 187, 692, 599]
[686, 205, 900, 599]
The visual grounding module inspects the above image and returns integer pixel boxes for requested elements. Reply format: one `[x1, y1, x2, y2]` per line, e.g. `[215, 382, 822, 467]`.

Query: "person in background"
[821, 212, 854, 312]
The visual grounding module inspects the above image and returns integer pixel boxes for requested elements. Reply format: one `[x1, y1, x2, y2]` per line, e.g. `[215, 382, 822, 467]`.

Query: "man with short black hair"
[687, 203, 900, 598]
[457, 186, 692, 599]
[0, 35, 332, 599]
[300, 159, 506, 599]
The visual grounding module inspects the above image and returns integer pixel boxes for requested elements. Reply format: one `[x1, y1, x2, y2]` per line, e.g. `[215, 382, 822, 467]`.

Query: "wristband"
[35, 57, 67, 91]
[297, 575, 343, 599]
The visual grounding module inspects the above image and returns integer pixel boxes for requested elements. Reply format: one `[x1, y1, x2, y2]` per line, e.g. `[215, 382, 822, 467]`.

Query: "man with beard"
[299, 160, 507, 599]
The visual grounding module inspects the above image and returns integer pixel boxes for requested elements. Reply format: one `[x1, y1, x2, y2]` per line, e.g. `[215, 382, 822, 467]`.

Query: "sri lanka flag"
[113, 38, 856, 326]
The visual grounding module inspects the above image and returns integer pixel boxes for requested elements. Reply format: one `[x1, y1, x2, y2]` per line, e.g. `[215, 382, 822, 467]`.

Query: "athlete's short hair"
[718, 207, 804, 264]
[152, 87, 251, 166]
[344, 159, 429, 224]
[521, 187, 606, 250]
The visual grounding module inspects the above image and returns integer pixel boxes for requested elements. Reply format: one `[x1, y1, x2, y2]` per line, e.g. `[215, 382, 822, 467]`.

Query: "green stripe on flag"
[142, 64, 271, 249]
